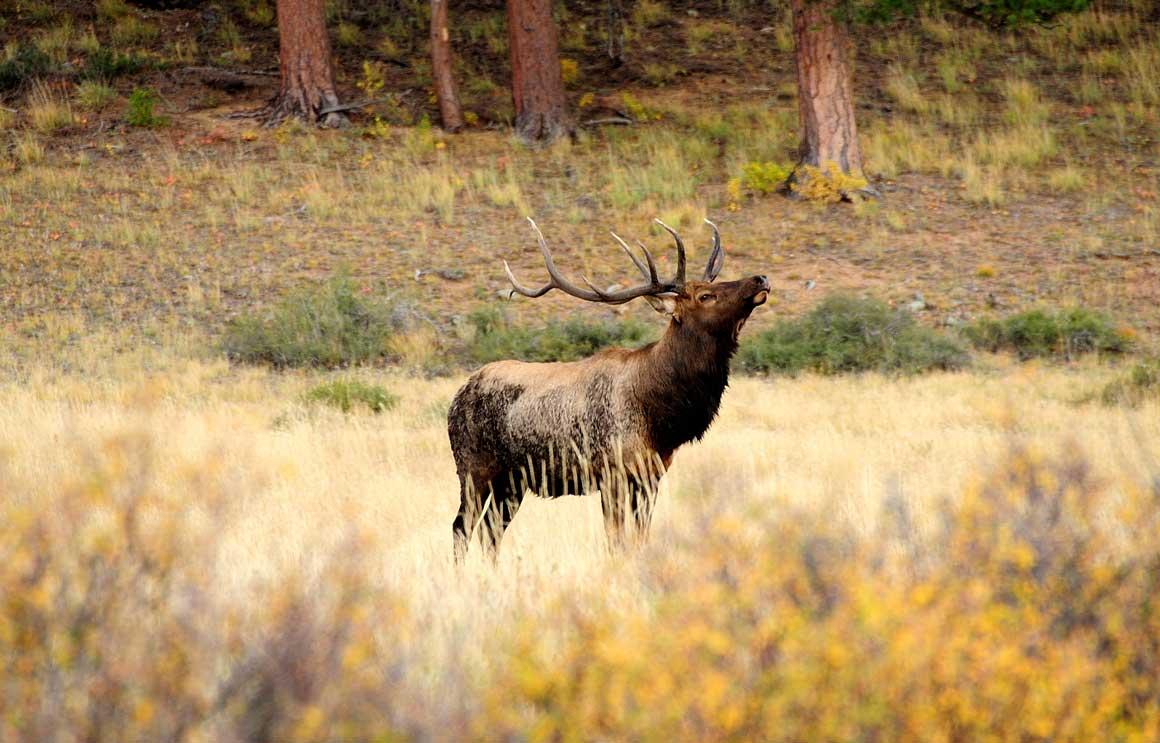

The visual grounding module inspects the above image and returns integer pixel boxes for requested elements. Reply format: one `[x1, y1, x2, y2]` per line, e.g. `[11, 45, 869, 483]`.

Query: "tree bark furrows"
[791, 0, 863, 176]
[507, 0, 573, 145]
[431, 0, 464, 132]
[269, 0, 344, 126]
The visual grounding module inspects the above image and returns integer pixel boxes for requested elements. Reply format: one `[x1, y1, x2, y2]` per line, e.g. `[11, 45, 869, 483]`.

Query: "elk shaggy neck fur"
[632, 321, 736, 458]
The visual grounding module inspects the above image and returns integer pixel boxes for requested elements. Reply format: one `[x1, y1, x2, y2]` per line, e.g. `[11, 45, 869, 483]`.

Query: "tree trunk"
[431, 0, 464, 131]
[507, 0, 573, 145]
[267, 0, 345, 126]
[791, 0, 864, 181]
[606, 0, 625, 65]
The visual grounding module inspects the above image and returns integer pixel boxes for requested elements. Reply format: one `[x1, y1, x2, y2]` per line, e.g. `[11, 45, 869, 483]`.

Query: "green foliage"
[845, 0, 1092, 27]
[1100, 358, 1160, 406]
[223, 276, 399, 369]
[0, 44, 52, 94]
[740, 161, 792, 194]
[739, 294, 970, 375]
[466, 307, 654, 364]
[963, 308, 1133, 360]
[126, 87, 165, 127]
[304, 379, 398, 413]
[82, 49, 147, 81]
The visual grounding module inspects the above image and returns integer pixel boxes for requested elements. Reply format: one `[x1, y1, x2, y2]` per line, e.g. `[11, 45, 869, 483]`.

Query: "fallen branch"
[181, 65, 279, 77]
[317, 96, 397, 116]
[582, 116, 634, 127]
[319, 90, 411, 116]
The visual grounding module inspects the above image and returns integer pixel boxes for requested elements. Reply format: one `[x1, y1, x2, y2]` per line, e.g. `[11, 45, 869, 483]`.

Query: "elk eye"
[698, 292, 716, 303]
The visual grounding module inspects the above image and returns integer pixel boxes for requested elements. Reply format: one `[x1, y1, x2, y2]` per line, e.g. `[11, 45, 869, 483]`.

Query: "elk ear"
[644, 294, 680, 321]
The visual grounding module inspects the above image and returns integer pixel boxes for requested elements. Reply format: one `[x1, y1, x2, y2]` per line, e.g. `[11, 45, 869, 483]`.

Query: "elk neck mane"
[631, 317, 737, 458]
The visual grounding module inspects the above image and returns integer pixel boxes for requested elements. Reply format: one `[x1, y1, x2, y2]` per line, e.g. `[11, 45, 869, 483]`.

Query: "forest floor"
[1, 0, 1159, 364]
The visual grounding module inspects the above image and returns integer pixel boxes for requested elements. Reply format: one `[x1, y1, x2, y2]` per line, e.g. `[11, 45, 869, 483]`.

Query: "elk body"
[448, 219, 769, 561]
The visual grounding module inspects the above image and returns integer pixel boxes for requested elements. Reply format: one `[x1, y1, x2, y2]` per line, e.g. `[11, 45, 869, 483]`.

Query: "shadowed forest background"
[2, 0, 1160, 739]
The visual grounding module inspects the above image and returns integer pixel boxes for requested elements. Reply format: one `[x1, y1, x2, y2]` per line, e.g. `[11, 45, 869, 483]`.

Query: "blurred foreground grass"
[1, 354, 1159, 740]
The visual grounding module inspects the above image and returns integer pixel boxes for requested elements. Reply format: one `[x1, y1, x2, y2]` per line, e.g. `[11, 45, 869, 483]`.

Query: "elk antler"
[702, 219, 724, 282]
[504, 218, 684, 304]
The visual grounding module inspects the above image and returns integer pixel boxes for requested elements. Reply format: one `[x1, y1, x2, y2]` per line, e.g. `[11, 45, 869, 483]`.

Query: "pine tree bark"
[791, 0, 864, 179]
[507, 0, 573, 145]
[267, 0, 345, 126]
[606, 0, 625, 65]
[431, 0, 464, 132]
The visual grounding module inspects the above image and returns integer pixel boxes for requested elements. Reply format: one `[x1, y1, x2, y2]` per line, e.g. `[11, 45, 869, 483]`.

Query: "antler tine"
[503, 260, 554, 298]
[580, 275, 614, 300]
[702, 218, 724, 282]
[634, 241, 660, 285]
[610, 231, 650, 281]
[653, 219, 687, 287]
[504, 218, 682, 305]
[524, 217, 603, 301]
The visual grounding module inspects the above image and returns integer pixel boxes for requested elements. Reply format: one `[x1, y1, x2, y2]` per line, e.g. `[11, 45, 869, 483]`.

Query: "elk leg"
[452, 473, 476, 564]
[452, 469, 493, 563]
[480, 472, 523, 562]
[629, 480, 657, 545]
[600, 481, 628, 552]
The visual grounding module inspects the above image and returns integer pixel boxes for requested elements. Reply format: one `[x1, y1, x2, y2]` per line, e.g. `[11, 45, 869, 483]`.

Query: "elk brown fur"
[448, 220, 769, 561]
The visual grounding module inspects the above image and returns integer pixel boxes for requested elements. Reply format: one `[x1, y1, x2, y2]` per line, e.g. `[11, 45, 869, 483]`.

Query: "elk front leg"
[479, 473, 523, 563]
[600, 478, 629, 552]
[452, 470, 488, 564]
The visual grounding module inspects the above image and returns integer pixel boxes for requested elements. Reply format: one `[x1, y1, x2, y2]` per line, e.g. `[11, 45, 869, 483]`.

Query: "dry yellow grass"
[4, 344, 1160, 737]
[4, 353, 1157, 636]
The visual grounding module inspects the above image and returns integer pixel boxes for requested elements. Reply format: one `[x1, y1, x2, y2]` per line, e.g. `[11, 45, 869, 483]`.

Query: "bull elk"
[448, 218, 769, 561]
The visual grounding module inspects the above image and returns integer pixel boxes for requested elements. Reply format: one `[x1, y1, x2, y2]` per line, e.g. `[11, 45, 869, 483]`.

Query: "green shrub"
[467, 307, 654, 363]
[304, 379, 398, 413]
[740, 161, 792, 194]
[223, 276, 399, 368]
[1100, 358, 1160, 406]
[126, 87, 165, 127]
[963, 308, 1133, 360]
[739, 294, 970, 376]
[81, 48, 147, 80]
[0, 44, 53, 95]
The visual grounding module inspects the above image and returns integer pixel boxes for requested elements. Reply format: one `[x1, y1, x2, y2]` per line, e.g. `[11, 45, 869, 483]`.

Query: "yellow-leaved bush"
[792, 161, 870, 202]
[0, 433, 421, 742]
[484, 447, 1160, 742]
[2, 434, 1158, 741]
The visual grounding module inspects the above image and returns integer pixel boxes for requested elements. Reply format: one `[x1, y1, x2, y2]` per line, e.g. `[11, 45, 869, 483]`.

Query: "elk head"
[504, 218, 770, 345]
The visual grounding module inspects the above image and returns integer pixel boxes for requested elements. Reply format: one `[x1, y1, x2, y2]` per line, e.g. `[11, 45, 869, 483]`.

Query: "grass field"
[4, 351, 1160, 738]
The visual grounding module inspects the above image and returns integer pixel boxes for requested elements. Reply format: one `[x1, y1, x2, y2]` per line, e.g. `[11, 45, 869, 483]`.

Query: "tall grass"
[1, 358, 1158, 740]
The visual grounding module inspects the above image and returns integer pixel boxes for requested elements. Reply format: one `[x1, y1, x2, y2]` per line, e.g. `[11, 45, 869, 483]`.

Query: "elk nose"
[756, 275, 770, 290]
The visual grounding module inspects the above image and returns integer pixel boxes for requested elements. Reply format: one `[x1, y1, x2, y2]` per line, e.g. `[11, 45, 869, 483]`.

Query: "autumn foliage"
[3, 435, 1158, 740]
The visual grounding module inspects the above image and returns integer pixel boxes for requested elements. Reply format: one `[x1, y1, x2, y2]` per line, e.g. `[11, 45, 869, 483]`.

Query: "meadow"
[3, 349, 1160, 738]
[3, 0, 1160, 738]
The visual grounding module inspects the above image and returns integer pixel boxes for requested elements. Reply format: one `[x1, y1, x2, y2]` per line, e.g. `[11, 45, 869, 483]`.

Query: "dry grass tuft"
[26, 80, 75, 133]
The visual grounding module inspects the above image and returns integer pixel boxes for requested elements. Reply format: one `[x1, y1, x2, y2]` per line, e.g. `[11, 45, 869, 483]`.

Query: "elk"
[448, 218, 769, 561]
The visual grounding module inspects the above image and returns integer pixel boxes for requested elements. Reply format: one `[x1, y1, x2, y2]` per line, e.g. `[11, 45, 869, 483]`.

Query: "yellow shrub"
[483, 448, 1160, 741]
[791, 161, 869, 202]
